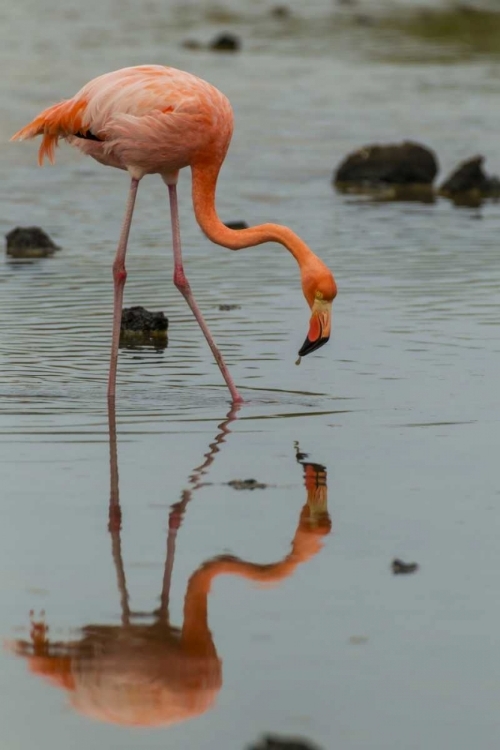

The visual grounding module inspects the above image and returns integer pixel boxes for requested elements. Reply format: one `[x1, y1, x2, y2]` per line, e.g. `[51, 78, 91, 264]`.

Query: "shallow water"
[1, 1, 500, 749]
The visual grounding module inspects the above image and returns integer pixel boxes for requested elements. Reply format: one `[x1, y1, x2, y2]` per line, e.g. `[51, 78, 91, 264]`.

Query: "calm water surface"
[1, 2, 500, 749]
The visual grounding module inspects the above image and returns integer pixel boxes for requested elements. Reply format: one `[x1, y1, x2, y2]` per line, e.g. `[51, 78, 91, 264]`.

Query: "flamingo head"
[299, 263, 337, 357]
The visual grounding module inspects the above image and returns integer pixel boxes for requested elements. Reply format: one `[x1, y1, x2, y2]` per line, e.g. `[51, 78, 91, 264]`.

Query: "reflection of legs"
[108, 177, 140, 398]
[157, 404, 240, 620]
[107, 397, 131, 626]
[157, 505, 183, 623]
[167, 183, 243, 404]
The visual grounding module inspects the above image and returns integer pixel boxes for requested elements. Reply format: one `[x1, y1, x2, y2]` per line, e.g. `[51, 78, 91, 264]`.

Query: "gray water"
[1, 1, 500, 749]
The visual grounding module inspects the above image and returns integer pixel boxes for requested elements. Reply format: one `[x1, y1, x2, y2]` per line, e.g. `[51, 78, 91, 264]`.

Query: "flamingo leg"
[156, 507, 181, 624]
[108, 177, 139, 398]
[167, 183, 243, 403]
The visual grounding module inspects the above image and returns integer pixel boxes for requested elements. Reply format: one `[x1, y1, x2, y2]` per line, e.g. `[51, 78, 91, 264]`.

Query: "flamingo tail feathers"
[11, 99, 87, 166]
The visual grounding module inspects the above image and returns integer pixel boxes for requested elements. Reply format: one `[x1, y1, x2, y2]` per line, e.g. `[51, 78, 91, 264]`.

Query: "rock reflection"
[8, 402, 330, 728]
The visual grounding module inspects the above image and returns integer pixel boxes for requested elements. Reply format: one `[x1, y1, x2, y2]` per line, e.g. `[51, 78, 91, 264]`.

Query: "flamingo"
[11, 65, 337, 402]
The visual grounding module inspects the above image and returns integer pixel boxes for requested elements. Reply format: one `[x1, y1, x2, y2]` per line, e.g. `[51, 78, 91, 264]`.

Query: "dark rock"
[224, 220, 248, 230]
[218, 304, 241, 311]
[392, 558, 419, 575]
[209, 33, 241, 52]
[6, 226, 60, 258]
[228, 478, 267, 490]
[120, 306, 168, 350]
[270, 5, 291, 18]
[121, 306, 168, 333]
[334, 141, 438, 188]
[439, 155, 500, 202]
[248, 735, 323, 750]
[183, 33, 241, 53]
[440, 155, 489, 193]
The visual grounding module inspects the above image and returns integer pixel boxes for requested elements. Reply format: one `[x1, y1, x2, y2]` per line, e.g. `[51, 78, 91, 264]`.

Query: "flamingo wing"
[11, 65, 233, 171]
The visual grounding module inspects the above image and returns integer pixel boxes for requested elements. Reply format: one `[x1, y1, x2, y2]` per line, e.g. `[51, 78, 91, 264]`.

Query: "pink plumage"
[12, 65, 233, 179]
[12, 65, 336, 402]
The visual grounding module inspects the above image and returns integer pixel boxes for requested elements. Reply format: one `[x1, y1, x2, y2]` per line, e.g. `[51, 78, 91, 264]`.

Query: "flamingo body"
[14, 65, 233, 181]
[12, 65, 337, 401]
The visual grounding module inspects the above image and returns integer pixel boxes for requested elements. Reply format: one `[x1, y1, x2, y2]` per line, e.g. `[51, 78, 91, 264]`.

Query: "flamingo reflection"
[8, 402, 330, 727]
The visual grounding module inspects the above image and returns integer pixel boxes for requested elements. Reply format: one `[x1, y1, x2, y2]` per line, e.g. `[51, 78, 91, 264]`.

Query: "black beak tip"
[298, 336, 330, 357]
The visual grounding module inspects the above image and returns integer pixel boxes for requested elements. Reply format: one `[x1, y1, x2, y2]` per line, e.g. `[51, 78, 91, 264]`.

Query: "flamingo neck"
[181, 570, 215, 657]
[191, 163, 314, 267]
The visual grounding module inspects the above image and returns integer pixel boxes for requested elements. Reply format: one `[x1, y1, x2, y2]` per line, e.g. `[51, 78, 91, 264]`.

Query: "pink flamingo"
[11, 65, 337, 402]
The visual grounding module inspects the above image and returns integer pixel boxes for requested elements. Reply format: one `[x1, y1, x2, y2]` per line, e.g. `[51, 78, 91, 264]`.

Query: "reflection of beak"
[299, 300, 332, 357]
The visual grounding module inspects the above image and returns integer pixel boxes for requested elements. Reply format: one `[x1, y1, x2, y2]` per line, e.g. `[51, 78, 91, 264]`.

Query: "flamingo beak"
[299, 299, 332, 357]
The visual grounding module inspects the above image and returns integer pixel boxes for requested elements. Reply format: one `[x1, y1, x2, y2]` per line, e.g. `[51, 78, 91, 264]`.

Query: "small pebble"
[270, 5, 291, 18]
[228, 478, 267, 490]
[209, 33, 241, 52]
[248, 735, 323, 750]
[392, 558, 419, 575]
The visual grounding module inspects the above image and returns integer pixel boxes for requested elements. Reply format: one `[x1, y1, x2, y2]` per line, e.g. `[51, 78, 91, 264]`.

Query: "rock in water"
[120, 306, 168, 350]
[439, 155, 500, 203]
[248, 735, 323, 750]
[209, 33, 241, 52]
[6, 226, 60, 258]
[392, 558, 419, 575]
[121, 306, 168, 333]
[228, 478, 268, 490]
[334, 141, 438, 188]
[183, 33, 241, 53]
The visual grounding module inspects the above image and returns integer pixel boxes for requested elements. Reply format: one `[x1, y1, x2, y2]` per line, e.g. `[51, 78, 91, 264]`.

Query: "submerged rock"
[121, 306, 168, 333]
[248, 735, 323, 750]
[120, 306, 168, 350]
[334, 141, 438, 195]
[228, 478, 267, 491]
[6, 226, 60, 259]
[270, 5, 291, 18]
[182, 33, 241, 53]
[392, 558, 419, 575]
[209, 33, 241, 52]
[439, 155, 500, 205]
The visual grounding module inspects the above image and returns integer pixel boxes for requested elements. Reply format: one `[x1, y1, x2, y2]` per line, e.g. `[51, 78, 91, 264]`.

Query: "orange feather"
[11, 98, 88, 165]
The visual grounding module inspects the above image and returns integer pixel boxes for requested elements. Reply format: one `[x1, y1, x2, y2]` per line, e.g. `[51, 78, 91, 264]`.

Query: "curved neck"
[181, 569, 216, 657]
[191, 162, 314, 266]
[182, 502, 326, 604]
